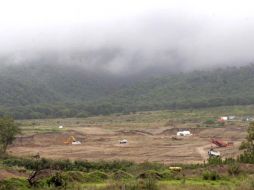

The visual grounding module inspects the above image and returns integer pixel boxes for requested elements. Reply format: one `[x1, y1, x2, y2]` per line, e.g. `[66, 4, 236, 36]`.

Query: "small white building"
[228, 116, 235, 120]
[220, 116, 228, 121]
[59, 126, 64, 129]
[177, 131, 192, 136]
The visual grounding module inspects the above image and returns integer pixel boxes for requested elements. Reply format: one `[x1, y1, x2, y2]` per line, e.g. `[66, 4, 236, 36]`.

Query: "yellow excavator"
[64, 136, 81, 145]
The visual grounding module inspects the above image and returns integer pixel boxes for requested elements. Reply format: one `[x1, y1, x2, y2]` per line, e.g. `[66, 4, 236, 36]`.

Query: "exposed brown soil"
[0, 169, 27, 180]
[9, 126, 246, 164]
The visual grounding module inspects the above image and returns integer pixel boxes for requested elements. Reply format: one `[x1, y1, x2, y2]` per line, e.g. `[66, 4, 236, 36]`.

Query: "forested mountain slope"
[0, 63, 127, 106]
[1, 64, 254, 119]
[103, 65, 254, 111]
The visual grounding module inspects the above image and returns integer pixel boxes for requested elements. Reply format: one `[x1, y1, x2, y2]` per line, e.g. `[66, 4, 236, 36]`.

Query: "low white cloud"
[1, 0, 254, 74]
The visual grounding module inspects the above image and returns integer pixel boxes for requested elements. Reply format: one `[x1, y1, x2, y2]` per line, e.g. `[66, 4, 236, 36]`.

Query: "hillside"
[0, 63, 135, 118]
[102, 65, 254, 112]
[1, 64, 254, 119]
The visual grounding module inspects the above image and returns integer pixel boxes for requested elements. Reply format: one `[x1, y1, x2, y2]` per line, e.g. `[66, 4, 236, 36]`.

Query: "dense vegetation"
[1, 64, 254, 119]
[1, 156, 254, 190]
[0, 117, 20, 153]
[239, 122, 254, 163]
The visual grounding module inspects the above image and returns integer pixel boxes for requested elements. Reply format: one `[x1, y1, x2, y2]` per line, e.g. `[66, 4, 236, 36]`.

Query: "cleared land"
[8, 107, 249, 164]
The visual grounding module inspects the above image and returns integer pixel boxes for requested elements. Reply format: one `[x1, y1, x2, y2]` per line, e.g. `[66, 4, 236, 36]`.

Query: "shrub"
[138, 170, 162, 180]
[204, 118, 215, 125]
[112, 170, 133, 180]
[47, 172, 66, 187]
[159, 170, 174, 180]
[142, 162, 165, 170]
[83, 171, 108, 182]
[238, 123, 254, 164]
[208, 156, 223, 165]
[202, 170, 220, 180]
[64, 171, 85, 182]
[224, 157, 236, 165]
[3, 157, 136, 172]
[228, 163, 241, 176]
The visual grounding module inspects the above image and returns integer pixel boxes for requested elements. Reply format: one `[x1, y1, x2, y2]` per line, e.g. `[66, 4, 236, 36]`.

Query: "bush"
[204, 118, 215, 125]
[112, 170, 133, 180]
[238, 122, 254, 164]
[64, 171, 85, 182]
[159, 170, 174, 180]
[228, 163, 241, 176]
[3, 157, 136, 172]
[138, 170, 162, 180]
[238, 152, 254, 164]
[224, 158, 236, 165]
[202, 170, 220, 180]
[139, 162, 165, 171]
[83, 171, 108, 182]
[47, 172, 66, 187]
[208, 156, 223, 165]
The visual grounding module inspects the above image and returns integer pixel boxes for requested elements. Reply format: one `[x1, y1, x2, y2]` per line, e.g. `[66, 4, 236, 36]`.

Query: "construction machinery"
[119, 139, 128, 144]
[177, 130, 192, 136]
[169, 167, 182, 172]
[208, 148, 220, 157]
[64, 136, 81, 145]
[211, 138, 233, 147]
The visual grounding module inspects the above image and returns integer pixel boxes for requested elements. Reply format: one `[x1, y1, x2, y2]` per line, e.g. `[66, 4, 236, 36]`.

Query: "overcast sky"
[1, 0, 254, 73]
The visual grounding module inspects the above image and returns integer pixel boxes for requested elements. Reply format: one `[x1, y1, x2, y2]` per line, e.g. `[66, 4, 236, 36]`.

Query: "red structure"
[211, 138, 233, 147]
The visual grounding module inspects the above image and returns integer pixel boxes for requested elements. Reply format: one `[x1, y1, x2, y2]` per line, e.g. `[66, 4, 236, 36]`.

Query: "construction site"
[8, 112, 247, 164]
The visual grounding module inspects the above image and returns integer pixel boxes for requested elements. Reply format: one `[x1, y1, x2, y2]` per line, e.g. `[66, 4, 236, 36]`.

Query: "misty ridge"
[1, 10, 254, 76]
[1, 61, 254, 119]
[1, 1, 254, 119]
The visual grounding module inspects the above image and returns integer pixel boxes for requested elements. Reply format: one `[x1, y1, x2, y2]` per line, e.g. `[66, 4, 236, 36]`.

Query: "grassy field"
[1, 166, 254, 190]
[17, 105, 254, 135]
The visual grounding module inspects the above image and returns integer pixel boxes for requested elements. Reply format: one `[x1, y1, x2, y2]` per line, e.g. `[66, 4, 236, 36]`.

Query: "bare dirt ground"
[0, 169, 27, 180]
[9, 125, 246, 164]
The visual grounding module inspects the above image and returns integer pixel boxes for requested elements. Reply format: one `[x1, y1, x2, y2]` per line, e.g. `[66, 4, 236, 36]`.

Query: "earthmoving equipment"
[119, 139, 128, 144]
[64, 136, 81, 145]
[208, 148, 220, 157]
[177, 130, 192, 136]
[169, 167, 182, 172]
[211, 138, 233, 147]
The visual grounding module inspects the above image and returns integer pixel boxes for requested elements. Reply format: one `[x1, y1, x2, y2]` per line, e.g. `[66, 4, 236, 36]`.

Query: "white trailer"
[177, 131, 192, 136]
[208, 149, 220, 157]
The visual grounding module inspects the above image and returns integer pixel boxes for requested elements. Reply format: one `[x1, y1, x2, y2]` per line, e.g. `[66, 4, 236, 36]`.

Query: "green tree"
[0, 117, 21, 153]
[239, 122, 254, 163]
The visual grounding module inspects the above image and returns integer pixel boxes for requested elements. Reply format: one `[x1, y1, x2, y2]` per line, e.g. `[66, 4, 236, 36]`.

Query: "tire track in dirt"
[196, 144, 211, 160]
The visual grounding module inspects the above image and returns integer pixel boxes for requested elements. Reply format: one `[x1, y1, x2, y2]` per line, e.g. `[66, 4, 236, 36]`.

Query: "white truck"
[208, 148, 220, 157]
[177, 130, 192, 136]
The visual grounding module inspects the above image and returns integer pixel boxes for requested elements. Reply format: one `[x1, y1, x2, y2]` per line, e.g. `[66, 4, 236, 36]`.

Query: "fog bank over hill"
[0, 63, 254, 119]
[1, 1, 254, 75]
